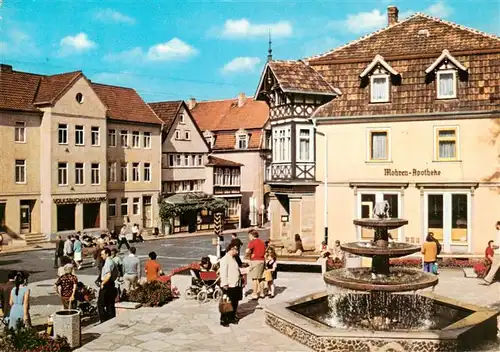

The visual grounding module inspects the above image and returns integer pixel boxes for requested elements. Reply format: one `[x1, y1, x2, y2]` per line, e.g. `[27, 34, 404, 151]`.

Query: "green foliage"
[158, 193, 229, 221]
[0, 322, 70, 352]
[125, 280, 175, 307]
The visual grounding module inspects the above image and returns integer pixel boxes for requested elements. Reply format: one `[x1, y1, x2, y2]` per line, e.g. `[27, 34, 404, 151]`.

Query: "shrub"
[0, 323, 70, 352]
[390, 257, 486, 269]
[126, 280, 176, 307]
[473, 262, 489, 278]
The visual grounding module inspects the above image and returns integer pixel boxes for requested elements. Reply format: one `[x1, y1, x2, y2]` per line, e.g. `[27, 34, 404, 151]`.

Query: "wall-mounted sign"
[281, 215, 289, 222]
[384, 168, 441, 177]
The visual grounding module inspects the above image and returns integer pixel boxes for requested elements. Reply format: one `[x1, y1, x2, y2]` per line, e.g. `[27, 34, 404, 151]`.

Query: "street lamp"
[309, 118, 328, 246]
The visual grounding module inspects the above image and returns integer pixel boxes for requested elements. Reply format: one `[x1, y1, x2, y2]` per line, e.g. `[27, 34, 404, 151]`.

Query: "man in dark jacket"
[54, 235, 64, 268]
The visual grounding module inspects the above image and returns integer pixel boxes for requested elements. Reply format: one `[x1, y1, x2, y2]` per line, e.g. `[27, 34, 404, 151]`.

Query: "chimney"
[387, 6, 399, 27]
[0, 64, 13, 73]
[187, 97, 197, 110]
[237, 92, 246, 107]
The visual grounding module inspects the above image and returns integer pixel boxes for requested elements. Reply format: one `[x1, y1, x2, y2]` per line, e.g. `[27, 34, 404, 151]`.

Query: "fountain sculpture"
[264, 202, 499, 352]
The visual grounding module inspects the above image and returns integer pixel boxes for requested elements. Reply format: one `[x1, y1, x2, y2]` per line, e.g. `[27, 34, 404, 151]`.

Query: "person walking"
[145, 251, 162, 282]
[245, 230, 266, 300]
[8, 272, 30, 330]
[63, 235, 74, 260]
[122, 247, 140, 292]
[422, 233, 438, 274]
[219, 243, 242, 327]
[54, 235, 64, 268]
[118, 225, 130, 251]
[73, 234, 83, 270]
[132, 223, 139, 243]
[54, 264, 78, 309]
[0, 271, 16, 324]
[98, 248, 118, 323]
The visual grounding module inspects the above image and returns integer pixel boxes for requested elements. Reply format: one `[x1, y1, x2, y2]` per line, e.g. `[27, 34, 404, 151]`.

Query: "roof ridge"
[45, 70, 82, 78]
[91, 81, 135, 90]
[148, 100, 183, 105]
[304, 13, 421, 62]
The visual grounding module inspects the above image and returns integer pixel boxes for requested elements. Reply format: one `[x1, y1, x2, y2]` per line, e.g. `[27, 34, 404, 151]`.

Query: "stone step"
[25, 233, 49, 244]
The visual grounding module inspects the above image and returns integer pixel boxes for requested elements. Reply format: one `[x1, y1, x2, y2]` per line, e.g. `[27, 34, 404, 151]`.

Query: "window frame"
[436, 69, 457, 100]
[175, 130, 181, 140]
[296, 126, 314, 162]
[58, 162, 68, 186]
[272, 126, 291, 163]
[143, 132, 151, 149]
[132, 197, 140, 215]
[15, 159, 26, 184]
[144, 162, 151, 182]
[108, 129, 116, 147]
[15, 122, 26, 143]
[132, 162, 140, 182]
[90, 126, 100, 147]
[434, 126, 460, 162]
[366, 128, 391, 162]
[370, 74, 390, 103]
[75, 162, 85, 185]
[108, 199, 117, 217]
[121, 162, 128, 182]
[236, 133, 248, 149]
[108, 162, 117, 183]
[121, 198, 128, 216]
[120, 130, 129, 148]
[132, 131, 140, 148]
[58, 124, 68, 145]
[184, 130, 191, 140]
[91, 163, 100, 185]
[75, 125, 85, 146]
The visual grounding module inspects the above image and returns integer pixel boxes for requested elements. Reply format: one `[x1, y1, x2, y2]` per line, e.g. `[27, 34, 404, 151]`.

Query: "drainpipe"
[310, 118, 328, 246]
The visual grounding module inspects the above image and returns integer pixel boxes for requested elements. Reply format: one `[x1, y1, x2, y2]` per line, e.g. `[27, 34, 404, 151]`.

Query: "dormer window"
[370, 75, 390, 103]
[437, 70, 456, 99]
[235, 129, 249, 149]
[203, 130, 214, 148]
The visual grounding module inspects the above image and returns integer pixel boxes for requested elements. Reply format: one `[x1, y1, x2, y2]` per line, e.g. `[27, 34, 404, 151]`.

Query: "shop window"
[427, 194, 444, 243]
[451, 194, 467, 244]
[57, 204, 75, 231]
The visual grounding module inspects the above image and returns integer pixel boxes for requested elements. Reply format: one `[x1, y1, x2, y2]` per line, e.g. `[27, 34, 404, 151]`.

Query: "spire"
[267, 30, 273, 62]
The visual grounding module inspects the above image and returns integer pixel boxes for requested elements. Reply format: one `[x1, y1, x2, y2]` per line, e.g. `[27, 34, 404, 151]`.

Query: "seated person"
[288, 234, 304, 255]
[332, 240, 345, 262]
[200, 256, 213, 272]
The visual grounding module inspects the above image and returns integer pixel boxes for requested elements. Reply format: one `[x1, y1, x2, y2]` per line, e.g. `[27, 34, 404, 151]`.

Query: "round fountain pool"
[324, 267, 438, 292]
[353, 218, 408, 229]
[341, 241, 421, 258]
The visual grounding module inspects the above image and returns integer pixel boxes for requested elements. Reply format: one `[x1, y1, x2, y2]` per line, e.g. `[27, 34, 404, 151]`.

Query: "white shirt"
[219, 254, 240, 288]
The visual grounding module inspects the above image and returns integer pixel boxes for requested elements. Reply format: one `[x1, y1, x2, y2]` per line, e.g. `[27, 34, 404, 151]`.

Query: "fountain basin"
[265, 291, 500, 352]
[324, 267, 438, 292]
[353, 218, 408, 229]
[341, 241, 420, 258]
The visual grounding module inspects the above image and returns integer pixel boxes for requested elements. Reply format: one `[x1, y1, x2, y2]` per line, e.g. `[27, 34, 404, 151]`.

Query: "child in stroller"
[185, 257, 222, 303]
[74, 282, 97, 317]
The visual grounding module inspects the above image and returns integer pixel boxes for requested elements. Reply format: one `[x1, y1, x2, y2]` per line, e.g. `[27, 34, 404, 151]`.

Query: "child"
[264, 248, 277, 298]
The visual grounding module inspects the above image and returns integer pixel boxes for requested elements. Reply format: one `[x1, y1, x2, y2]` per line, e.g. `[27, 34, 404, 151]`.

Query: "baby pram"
[185, 270, 222, 303]
[74, 282, 97, 318]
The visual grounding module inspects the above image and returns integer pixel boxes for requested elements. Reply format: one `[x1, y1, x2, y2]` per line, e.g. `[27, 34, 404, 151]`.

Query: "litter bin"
[53, 309, 81, 348]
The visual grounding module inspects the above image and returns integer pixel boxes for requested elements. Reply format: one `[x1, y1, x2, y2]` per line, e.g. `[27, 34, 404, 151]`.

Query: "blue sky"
[1, 0, 498, 102]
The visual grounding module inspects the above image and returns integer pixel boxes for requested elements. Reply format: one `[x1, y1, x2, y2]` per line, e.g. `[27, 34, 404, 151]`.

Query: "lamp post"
[310, 118, 328, 245]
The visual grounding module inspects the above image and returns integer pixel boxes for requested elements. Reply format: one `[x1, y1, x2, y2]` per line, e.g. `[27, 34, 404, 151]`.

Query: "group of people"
[55, 234, 84, 270]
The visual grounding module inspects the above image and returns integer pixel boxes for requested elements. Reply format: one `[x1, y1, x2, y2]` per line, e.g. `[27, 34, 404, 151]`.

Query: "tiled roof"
[0, 69, 41, 112]
[268, 60, 339, 95]
[190, 97, 268, 131]
[308, 14, 500, 62]
[148, 101, 183, 127]
[33, 71, 82, 105]
[91, 83, 162, 125]
[212, 130, 263, 150]
[206, 156, 243, 167]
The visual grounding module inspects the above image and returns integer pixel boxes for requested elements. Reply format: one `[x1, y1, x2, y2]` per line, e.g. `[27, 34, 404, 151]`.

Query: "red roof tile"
[206, 156, 243, 167]
[91, 83, 162, 125]
[33, 71, 82, 105]
[212, 130, 262, 150]
[0, 69, 41, 112]
[148, 101, 182, 127]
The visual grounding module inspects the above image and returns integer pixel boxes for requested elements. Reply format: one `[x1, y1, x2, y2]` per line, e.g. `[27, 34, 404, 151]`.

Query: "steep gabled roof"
[91, 83, 162, 125]
[359, 55, 399, 77]
[0, 69, 42, 112]
[148, 101, 183, 127]
[308, 13, 500, 63]
[425, 49, 468, 73]
[206, 156, 243, 167]
[33, 71, 82, 105]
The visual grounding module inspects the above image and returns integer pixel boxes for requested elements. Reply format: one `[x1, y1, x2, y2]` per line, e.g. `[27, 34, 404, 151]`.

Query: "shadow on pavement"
[81, 332, 101, 345]
[238, 300, 259, 320]
[0, 259, 22, 266]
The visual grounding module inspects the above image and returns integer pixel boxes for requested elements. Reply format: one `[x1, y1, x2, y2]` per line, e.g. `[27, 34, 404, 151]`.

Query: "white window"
[237, 134, 248, 149]
[205, 136, 213, 148]
[121, 162, 128, 182]
[108, 129, 116, 147]
[191, 155, 197, 166]
[231, 169, 240, 185]
[133, 197, 140, 215]
[144, 162, 151, 182]
[184, 131, 191, 140]
[370, 75, 389, 103]
[175, 154, 181, 166]
[198, 155, 203, 166]
[75, 125, 84, 146]
[120, 130, 128, 147]
[435, 127, 459, 161]
[132, 162, 140, 182]
[108, 199, 116, 217]
[224, 169, 231, 185]
[297, 127, 313, 162]
[58, 124, 68, 144]
[75, 163, 84, 185]
[273, 126, 291, 162]
[58, 162, 68, 185]
[437, 70, 457, 99]
[227, 199, 239, 217]
[132, 131, 140, 148]
[108, 162, 116, 183]
[175, 130, 181, 140]
[91, 163, 100, 185]
[215, 168, 223, 186]
[367, 129, 390, 161]
[143, 132, 151, 149]
[15, 159, 26, 183]
[15, 122, 26, 143]
[121, 198, 128, 216]
[184, 155, 189, 166]
[179, 113, 185, 124]
[91, 127, 100, 146]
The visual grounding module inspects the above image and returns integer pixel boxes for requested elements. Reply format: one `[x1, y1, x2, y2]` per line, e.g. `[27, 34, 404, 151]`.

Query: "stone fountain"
[264, 201, 499, 352]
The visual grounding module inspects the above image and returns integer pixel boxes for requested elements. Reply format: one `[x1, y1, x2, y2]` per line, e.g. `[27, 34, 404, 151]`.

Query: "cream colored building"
[256, 8, 500, 254]
[0, 64, 162, 242]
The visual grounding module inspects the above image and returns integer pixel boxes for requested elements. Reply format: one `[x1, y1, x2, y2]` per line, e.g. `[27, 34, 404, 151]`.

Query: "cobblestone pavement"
[71, 269, 500, 352]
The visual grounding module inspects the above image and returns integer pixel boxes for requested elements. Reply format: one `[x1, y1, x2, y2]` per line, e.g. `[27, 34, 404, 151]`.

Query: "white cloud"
[221, 18, 292, 38]
[103, 38, 197, 64]
[0, 28, 39, 56]
[60, 32, 96, 54]
[426, 2, 452, 18]
[344, 9, 386, 34]
[221, 57, 261, 74]
[95, 8, 135, 25]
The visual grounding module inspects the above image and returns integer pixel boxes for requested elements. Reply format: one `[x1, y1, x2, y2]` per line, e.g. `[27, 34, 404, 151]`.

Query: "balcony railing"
[266, 162, 315, 182]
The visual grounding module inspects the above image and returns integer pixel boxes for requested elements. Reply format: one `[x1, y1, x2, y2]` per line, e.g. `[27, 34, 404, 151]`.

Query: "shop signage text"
[384, 168, 441, 177]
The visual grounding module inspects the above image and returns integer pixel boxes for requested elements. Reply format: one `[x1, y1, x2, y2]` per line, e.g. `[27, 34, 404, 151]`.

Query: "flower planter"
[53, 309, 80, 348]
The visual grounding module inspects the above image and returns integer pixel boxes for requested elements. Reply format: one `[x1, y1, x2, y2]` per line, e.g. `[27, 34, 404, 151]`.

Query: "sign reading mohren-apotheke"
[384, 168, 441, 176]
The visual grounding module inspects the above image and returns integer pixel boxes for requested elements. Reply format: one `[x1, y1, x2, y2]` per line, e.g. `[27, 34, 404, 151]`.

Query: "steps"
[24, 233, 49, 245]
